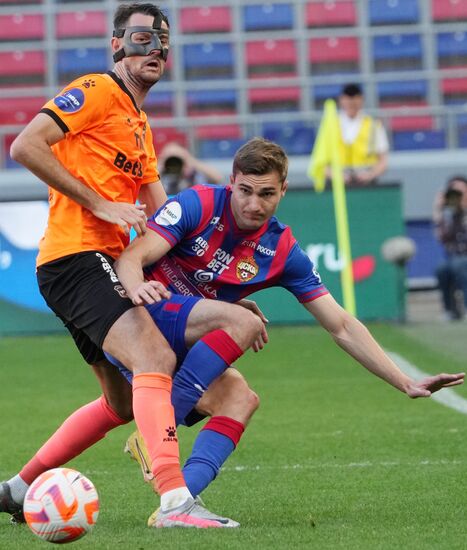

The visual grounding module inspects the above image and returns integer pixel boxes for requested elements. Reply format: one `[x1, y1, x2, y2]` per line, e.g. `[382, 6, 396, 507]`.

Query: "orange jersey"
[37, 72, 160, 266]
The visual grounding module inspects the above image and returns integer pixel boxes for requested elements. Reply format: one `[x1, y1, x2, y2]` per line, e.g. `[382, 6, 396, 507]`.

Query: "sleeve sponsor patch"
[155, 201, 182, 226]
[53, 88, 85, 113]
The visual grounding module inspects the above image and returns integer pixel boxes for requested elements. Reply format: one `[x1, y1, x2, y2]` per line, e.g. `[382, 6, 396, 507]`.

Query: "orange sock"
[132, 373, 185, 495]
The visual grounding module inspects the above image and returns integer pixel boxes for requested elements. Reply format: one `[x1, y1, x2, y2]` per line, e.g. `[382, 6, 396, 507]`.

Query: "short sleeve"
[41, 74, 112, 135]
[147, 188, 203, 247]
[374, 120, 389, 154]
[281, 243, 329, 303]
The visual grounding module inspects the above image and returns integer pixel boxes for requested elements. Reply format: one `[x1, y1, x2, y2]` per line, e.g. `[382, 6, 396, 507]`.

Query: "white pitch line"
[386, 350, 467, 415]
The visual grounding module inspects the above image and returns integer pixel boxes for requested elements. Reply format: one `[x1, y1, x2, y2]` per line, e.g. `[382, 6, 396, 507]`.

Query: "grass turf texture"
[1, 324, 466, 549]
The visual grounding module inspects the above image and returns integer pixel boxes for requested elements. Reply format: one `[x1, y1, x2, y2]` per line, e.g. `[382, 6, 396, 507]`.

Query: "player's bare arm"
[10, 113, 148, 237]
[304, 294, 465, 397]
[138, 181, 168, 218]
[115, 230, 172, 305]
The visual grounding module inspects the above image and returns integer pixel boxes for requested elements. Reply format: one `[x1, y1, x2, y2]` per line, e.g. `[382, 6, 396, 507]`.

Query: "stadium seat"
[198, 138, 248, 159]
[432, 0, 467, 22]
[0, 50, 46, 85]
[261, 121, 315, 155]
[183, 42, 234, 80]
[392, 130, 446, 151]
[179, 7, 232, 34]
[372, 34, 423, 72]
[405, 220, 445, 284]
[369, 0, 420, 25]
[152, 127, 188, 153]
[437, 32, 467, 69]
[456, 114, 467, 147]
[55, 11, 107, 39]
[0, 13, 44, 41]
[0, 0, 42, 4]
[0, 97, 46, 125]
[312, 83, 343, 109]
[305, 1, 356, 28]
[246, 39, 297, 79]
[441, 77, 467, 104]
[243, 3, 294, 31]
[195, 124, 242, 140]
[186, 89, 237, 116]
[389, 115, 434, 132]
[144, 91, 173, 118]
[308, 36, 360, 75]
[377, 80, 428, 106]
[248, 86, 300, 113]
[2, 134, 21, 169]
[57, 48, 107, 84]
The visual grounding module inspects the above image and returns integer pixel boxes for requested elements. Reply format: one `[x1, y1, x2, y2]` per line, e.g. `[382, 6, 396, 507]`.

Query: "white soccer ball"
[23, 467, 99, 544]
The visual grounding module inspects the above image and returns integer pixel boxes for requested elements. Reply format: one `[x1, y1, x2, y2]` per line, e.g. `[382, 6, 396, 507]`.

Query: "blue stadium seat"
[437, 32, 467, 68]
[57, 48, 107, 83]
[186, 89, 237, 115]
[405, 221, 445, 285]
[262, 121, 315, 155]
[312, 83, 350, 108]
[369, 0, 420, 25]
[392, 130, 446, 151]
[377, 80, 428, 104]
[198, 138, 248, 159]
[243, 3, 294, 31]
[372, 34, 423, 71]
[144, 91, 173, 117]
[183, 42, 234, 80]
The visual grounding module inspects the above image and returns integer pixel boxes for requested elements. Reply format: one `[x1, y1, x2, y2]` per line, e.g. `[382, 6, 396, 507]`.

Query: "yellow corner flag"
[308, 99, 356, 315]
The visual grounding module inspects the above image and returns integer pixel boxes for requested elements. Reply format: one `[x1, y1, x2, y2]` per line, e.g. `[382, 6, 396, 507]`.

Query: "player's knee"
[133, 344, 177, 375]
[107, 399, 133, 423]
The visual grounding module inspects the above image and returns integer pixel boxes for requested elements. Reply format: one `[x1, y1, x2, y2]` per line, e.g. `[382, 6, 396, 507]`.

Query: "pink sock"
[19, 396, 128, 484]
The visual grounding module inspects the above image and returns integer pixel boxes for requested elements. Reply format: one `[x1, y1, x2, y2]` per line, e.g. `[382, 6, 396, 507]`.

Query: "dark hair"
[113, 3, 169, 29]
[232, 137, 288, 183]
[446, 175, 467, 190]
[341, 83, 363, 97]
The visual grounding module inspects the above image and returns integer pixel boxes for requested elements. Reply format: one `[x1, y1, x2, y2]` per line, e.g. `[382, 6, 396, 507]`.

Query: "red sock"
[19, 396, 128, 484]
[132, 373, 185, 495]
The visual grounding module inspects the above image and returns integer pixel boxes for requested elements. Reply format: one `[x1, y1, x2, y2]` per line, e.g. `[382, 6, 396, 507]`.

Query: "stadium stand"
[0, 97, 45, 125]
[308, 36, 360, 75]
[0, 50, 46, 86]
[144, 91, 174, 118]
[57, 47, 107, 84]
[305, 1, 356, 28]
[372, 33, 423, 72]
[312, 83, 343, 109]
[198, 138, 248, 159]
[152, 127, 188, 153]
[248, 86, 300, 113]
[179, 6, 232, 34]
[242, 3, 294, 31]
[368, 0, 420, 26]
[261, 121, 315, 155]
[377, 80, 428, 106]
[55, 11, 107, 39]
[246, 39, 297, 79]
[186, 89, 237, 116]
[0, 13, 44, 41]
[392, 129, 446, 151]
[437, 32, 467, 69]
[441, 77, 467, 104]
[432, 0, 467, 22]
[183, 42, 234, 80]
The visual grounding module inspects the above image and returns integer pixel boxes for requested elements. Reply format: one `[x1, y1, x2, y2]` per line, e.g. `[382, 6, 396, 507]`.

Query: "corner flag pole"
[308, 99, 356, 315]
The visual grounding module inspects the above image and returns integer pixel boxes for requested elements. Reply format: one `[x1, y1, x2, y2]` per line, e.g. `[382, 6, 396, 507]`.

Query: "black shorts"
[37, 251, 135, 364]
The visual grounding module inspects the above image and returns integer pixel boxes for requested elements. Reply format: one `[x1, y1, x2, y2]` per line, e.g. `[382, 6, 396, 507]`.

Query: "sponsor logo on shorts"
[236, 257, 259, 282]
[114, 285, 128, 298]
[95, 253, 119, 283]
[156, 201, 182, 226]
[163, 426, 178, 442]
[54, 88, 85, 113]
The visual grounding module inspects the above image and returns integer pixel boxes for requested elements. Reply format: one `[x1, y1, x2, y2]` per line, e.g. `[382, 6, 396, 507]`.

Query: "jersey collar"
[107, 71, 140, 113]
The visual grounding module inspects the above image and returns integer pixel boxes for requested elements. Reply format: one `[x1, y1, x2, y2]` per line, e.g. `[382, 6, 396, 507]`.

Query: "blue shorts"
[105, 293, 201, 384]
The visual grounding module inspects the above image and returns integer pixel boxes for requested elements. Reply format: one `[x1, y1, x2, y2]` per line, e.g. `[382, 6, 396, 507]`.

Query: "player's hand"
[129, 281, 171, 306]
[91, 200, 148, 236]
[236, 299, 269, 352]
[405, 372, 465, 398]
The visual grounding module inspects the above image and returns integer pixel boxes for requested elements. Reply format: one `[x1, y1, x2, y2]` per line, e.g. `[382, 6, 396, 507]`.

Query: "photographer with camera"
[433, 175, 467, 320]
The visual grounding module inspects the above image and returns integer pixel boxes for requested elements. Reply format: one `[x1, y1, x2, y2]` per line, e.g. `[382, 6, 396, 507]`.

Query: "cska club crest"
[236, 257, 259, 282]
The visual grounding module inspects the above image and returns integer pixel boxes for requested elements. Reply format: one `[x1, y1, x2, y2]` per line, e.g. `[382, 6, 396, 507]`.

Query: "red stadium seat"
[389, 115, 434, 131]
[305, 1, 356, 28]
[441, 77, 467, 104]
[432, 0, 467, 22]
[308, 36, 360, 74]
[246, 39, 297, 79]
[195, 124, 242, 140]
[0, 0, 42, 4]
[248, 86, 300, 113]
[0, 97, 46, 125]
[152, 127, 188, 153]
[55, 11, 107, 39]
[0, 13, 44, 41]
[180, 7, 232, 33]
[0, 50, 46, 85]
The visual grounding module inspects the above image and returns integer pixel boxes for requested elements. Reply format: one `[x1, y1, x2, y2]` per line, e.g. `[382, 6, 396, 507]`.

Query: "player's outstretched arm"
[304, 294, 465, 397]
[10, 113, 148, 236]
[114, 230, 172, 306]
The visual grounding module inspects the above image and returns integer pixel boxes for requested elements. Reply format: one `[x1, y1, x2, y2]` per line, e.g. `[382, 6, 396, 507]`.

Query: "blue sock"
[183, 430, 235, 497]
[172, 341, 228, 425]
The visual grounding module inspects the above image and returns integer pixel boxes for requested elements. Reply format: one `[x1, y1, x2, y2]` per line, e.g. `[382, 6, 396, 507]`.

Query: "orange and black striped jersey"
[37, 71, 160, 266]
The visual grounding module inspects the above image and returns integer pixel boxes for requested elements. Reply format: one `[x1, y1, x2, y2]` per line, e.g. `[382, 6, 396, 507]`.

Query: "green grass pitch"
[1, 323, 466, 549]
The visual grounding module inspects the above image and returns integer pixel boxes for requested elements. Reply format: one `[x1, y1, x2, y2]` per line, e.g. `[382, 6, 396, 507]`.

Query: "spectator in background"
[159, 142, 223, 195]
[433, 176, 467, 321]
[335, 83, 389, 186]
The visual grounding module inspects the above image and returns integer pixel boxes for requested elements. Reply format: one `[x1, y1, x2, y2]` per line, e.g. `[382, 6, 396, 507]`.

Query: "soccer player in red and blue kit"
[113, 137, 464, 524]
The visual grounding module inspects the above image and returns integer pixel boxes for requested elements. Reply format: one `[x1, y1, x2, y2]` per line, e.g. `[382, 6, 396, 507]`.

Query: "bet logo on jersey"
[236, 257, 259, 282]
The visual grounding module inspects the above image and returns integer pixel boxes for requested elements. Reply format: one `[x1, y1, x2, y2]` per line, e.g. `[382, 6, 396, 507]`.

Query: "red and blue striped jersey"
[144, 184, 328, 304]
